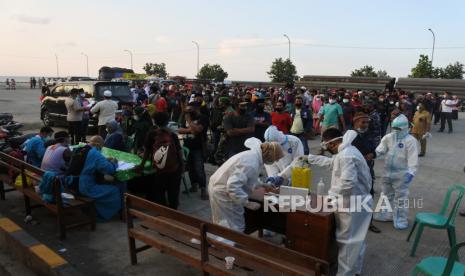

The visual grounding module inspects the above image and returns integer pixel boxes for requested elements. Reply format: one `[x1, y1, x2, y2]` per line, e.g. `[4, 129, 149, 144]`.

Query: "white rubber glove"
[307, 154, 319, 164]
[422, 132, 432, 139]
[244, 201, 261, 210]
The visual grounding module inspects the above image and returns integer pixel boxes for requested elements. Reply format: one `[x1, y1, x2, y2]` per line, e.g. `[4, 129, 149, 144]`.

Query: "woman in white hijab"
[208, 137, 283, 232]
[263, 125, 304, 185]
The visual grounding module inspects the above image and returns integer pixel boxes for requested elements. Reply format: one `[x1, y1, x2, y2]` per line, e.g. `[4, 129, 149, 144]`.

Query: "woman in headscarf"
[130, 106, 153, 154]
[103, 120, 126, 151]
[208, 137, 284, 232]
[312, 94, 324, 135]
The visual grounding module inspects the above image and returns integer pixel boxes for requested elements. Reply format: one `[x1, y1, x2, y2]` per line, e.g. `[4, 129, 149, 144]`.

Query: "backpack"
[66, 145, 92, 176]
[152, 128, 179, 173]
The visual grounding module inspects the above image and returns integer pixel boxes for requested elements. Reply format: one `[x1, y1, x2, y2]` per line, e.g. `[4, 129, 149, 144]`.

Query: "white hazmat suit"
[307, 130, 373, 276]
[374, 114, 418, 229]
[264, 126, 304, 181]
[208, 137, 264, 232]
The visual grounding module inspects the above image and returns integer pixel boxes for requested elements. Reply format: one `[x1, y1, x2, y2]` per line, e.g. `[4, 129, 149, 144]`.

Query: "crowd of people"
[17, 80, 463, 275]
[4, 77, 48, 90]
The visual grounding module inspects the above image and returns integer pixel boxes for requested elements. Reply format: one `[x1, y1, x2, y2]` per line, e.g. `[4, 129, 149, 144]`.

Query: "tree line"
[141, 54, 464, 83]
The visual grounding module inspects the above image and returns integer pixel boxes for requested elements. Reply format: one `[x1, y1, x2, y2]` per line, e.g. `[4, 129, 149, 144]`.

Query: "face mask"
[320, 136, 342, 151]
[264, 159, 274, 165]
[379, 98, 385, 102]
[275, 107, 283, 112]
[295, 103, 302, 108]
[257, 106, 264, 112]
[80, 94, 85, 98]
[395, 102, 399, 107]
[394, 128, 409, 139]
[343, 99, 349, 103]
[133, 115, 139, 121]
[390, 101, 394, 105]
[329, 99, 336, 104]
[238, 108, 247, 114]
[44, 136, 52, 142]
[356, 127, 368, 134]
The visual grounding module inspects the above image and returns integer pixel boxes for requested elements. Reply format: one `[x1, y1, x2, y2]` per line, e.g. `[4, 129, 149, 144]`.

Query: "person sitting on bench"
[41, 131, 71, 176]
[78, 135, 124, 220]
[24, 126, 54, 167]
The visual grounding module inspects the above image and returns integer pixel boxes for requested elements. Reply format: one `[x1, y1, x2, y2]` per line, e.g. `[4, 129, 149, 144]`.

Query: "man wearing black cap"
[193, 93, 209, 117]
[253, 99, 271, 142]
[179, 103, 210, 200]
[222, 102, 255, 158]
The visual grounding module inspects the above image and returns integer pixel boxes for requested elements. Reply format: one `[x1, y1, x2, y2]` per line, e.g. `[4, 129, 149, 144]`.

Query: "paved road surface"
[0, 87, 43, 129]
[1, 87, 465, 275]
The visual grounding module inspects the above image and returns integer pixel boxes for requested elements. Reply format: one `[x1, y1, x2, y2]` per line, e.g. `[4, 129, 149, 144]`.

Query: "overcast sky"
[1, 0, 464, 80]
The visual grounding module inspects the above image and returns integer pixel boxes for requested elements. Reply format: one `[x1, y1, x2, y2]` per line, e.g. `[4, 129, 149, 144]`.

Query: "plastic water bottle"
[317, 178, 325, 196]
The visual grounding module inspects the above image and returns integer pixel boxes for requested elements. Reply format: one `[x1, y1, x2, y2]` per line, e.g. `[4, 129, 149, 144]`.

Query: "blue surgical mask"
[394, 128, 409, 140]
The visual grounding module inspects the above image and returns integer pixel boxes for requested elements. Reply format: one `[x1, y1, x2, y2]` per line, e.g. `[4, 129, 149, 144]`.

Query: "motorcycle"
[0, 113, 23, 137]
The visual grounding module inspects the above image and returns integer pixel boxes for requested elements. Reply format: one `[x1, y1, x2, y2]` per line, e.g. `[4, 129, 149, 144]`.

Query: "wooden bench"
[0, 151, 96, 240]
[125, 193, 332, 275]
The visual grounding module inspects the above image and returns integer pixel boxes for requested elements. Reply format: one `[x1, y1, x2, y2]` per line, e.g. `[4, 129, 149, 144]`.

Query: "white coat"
[374, 114, 419, 229]
[208, 138, 263, 232]
[308, 130, 372, 276]
[264, 126, 304, 180]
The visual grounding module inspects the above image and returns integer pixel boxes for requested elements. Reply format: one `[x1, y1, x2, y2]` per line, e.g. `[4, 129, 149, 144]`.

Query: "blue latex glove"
[265, 176, 284, 187]
[404, 173, 414, 184]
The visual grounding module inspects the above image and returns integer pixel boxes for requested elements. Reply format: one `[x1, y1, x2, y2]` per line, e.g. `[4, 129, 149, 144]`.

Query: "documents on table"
[116, 161, 136, 171]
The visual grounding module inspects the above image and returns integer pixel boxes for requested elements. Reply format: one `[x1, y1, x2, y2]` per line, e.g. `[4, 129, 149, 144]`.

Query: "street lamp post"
[55, 54, 60, 78]
[283, 34, 291, 60]
[124, 49, 133, 70]
[192, 41, 200, 76]
[81, 52, 89, 77]
[428, 28, 435, 66]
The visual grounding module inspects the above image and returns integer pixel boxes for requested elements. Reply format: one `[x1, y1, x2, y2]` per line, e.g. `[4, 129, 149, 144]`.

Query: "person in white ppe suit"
[209, 138, 284, 232]
[263, 125, 304, 185]
[307, 128, 372, 276]
[374, 114, 418, 230]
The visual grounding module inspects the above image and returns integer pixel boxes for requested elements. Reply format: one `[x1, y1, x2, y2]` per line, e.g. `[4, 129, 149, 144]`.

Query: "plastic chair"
[407, 184, 465, 257]
[411, 242, 465, 276]
[182, 147, 190, 195]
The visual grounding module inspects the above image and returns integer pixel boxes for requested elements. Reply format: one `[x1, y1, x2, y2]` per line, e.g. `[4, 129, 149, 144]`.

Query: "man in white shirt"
[90, 90, 118, 138]
[438, 92, 455, 133]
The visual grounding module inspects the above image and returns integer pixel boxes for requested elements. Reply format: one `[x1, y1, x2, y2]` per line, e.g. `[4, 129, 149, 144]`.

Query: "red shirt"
[271, 112, 292, 134]
[156, 97, 168, 113]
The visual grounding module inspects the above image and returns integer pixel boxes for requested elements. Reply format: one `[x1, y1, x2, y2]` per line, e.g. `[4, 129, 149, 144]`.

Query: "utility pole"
[192, 41, 200, 76]
[55, 54, 60, 77]
[283, 34, 291, 60]
[428, 28, 435, 66]
[81, 52, 89, 77]
[124, 49, 133, 70]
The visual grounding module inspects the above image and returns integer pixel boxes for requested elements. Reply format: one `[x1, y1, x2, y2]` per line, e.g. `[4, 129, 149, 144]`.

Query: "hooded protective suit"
[208, 137, 263, 232]
[264, 126, 304, 181]
[374, 114, 418, 229]
[307, 130, 372, 276]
